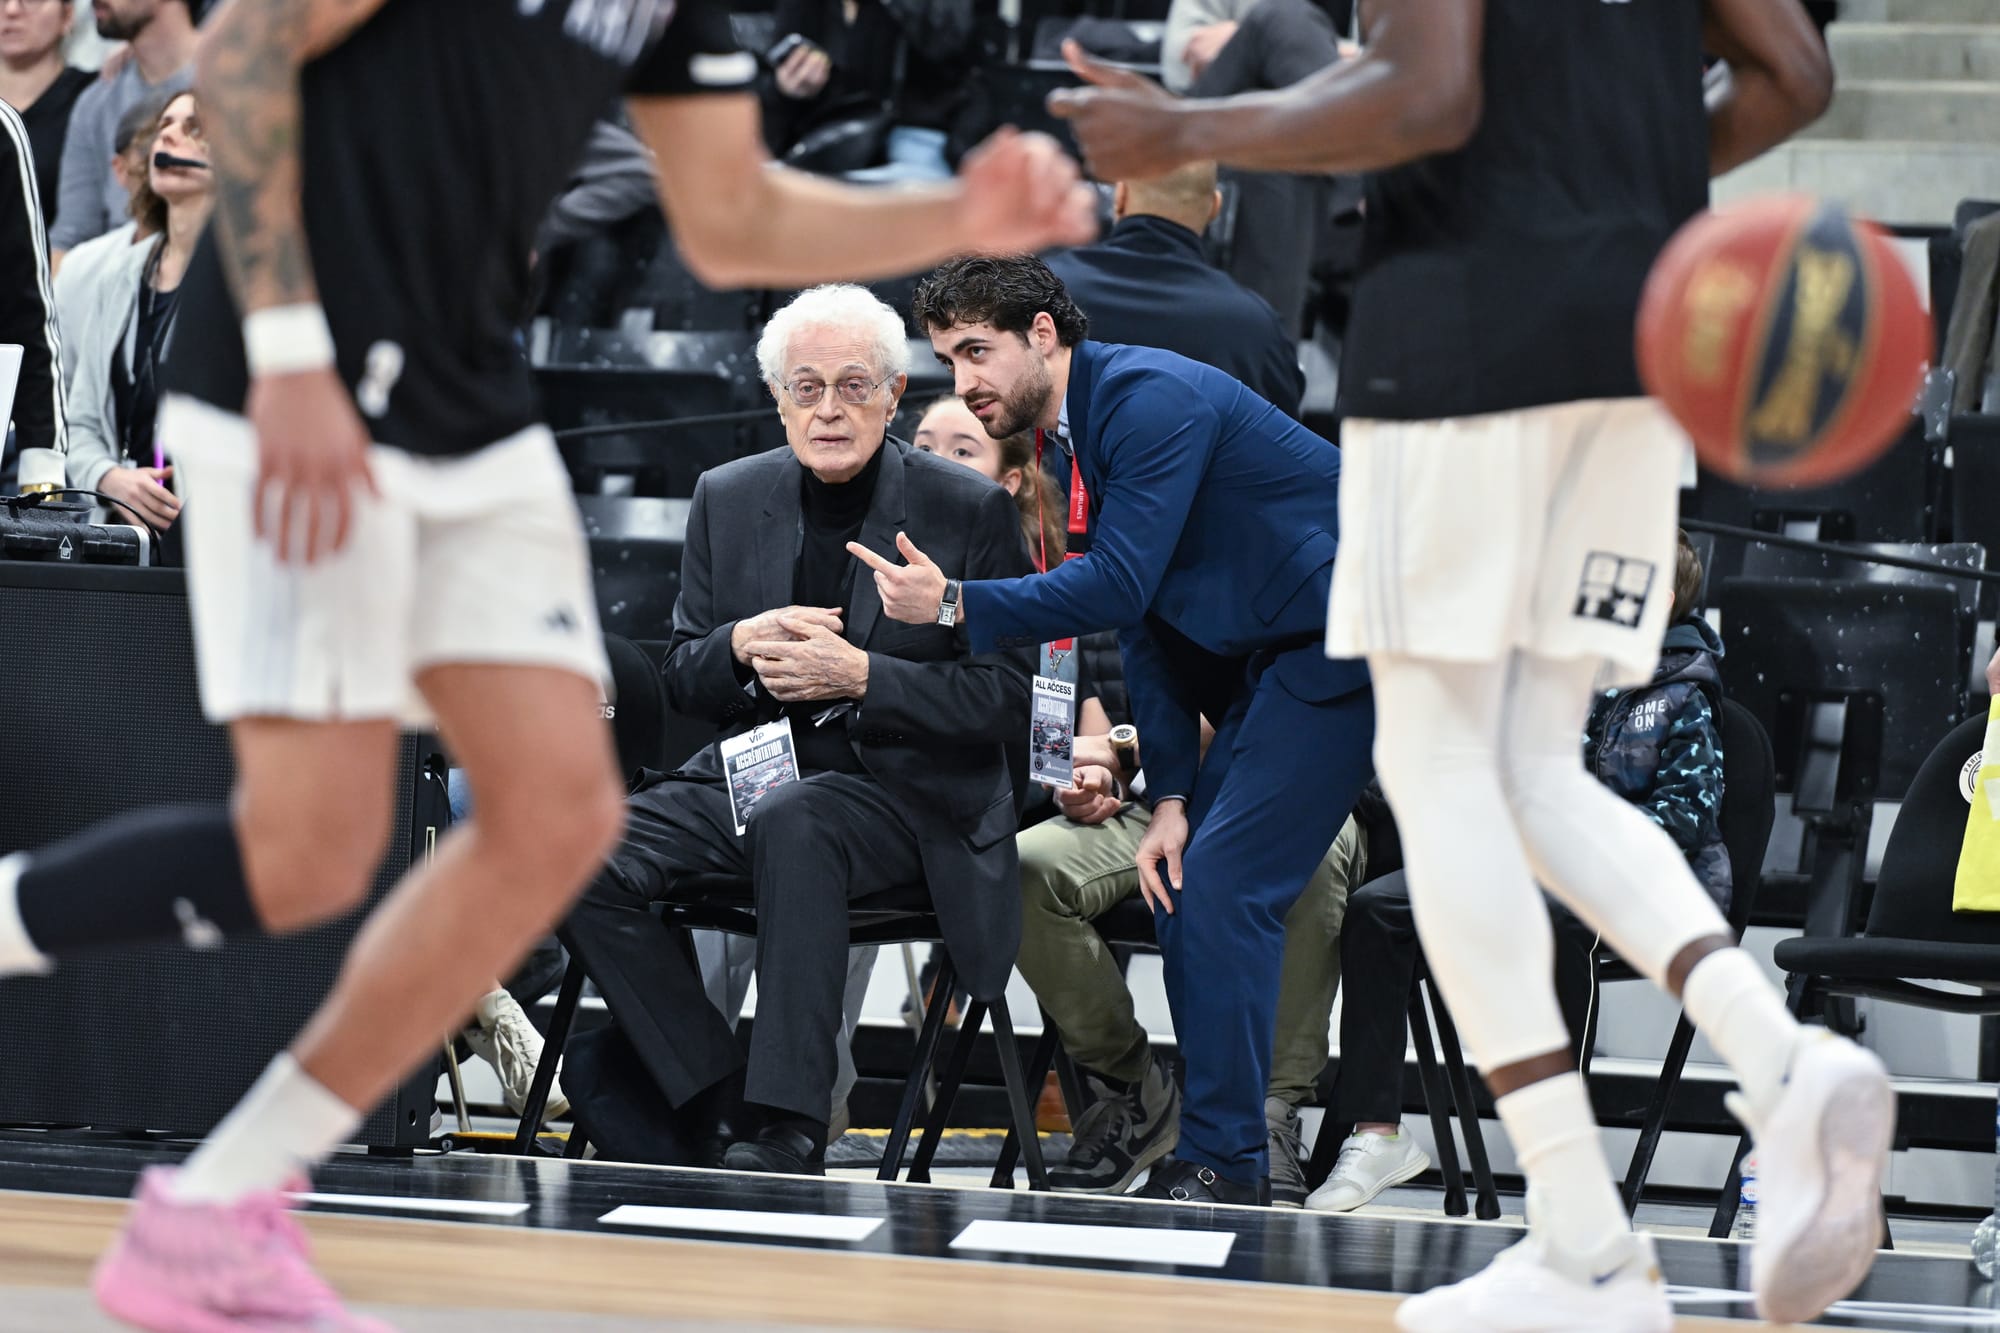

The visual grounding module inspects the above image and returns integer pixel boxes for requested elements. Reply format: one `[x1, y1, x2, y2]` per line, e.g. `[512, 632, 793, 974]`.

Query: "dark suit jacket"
[1046, 215, 1305, 417]
[962, 341, 1368, 805]
[664, 437, 1035, 999]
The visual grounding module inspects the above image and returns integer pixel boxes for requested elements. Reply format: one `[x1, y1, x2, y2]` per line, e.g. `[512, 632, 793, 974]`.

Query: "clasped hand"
[735, 606, 868, 702]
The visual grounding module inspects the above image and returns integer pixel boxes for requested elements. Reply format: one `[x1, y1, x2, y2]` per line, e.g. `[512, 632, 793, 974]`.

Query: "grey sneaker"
[1266, 1097, 1307, 1207]
[1047, 1056, 1180, 1195]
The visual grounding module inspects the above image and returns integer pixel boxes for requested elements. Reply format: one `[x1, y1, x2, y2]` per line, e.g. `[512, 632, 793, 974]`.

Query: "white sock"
[0, 854, 52, 977]
[173, 1054, 360, 1204]
[1495, 1074, 1631, 1259]
[1681, 948, 1802, 1120]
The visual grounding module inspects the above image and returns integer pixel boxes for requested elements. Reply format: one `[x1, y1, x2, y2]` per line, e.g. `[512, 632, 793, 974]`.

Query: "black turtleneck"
[786, 444, 884, 774]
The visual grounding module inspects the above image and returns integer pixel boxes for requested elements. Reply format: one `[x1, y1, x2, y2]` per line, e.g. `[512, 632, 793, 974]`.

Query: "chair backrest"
[1719, 577, 1962, 799]
[1865, 714, 2000, 944]
[603, 632, 668, 782]
[1717, 699, 1777, 936]
[538, 366, 746, 497]
[579, 495, 687, 640]
[1687, 419, 1938, 546]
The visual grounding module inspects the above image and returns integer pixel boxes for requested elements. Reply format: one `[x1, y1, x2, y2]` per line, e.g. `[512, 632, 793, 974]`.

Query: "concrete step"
[1842, 0, 2000, 23]
[1827, 23, 2000, 81]
[1800, 78, 2000, 141]
[1713, 139, 2000, 227]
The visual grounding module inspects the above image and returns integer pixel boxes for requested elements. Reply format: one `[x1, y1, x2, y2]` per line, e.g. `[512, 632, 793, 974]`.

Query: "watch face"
[938, 604, 959, 627]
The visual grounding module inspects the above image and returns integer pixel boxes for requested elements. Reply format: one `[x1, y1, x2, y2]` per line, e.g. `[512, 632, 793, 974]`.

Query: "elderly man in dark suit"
[1047, 160, 1304, 416]
[560, 284, 1033, 1176]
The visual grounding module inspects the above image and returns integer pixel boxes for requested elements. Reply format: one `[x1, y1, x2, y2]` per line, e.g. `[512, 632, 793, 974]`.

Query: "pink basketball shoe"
[93, 1167, 393, 1332]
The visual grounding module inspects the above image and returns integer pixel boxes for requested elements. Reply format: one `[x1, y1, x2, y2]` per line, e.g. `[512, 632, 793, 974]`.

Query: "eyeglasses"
[784, 376, 887, 408]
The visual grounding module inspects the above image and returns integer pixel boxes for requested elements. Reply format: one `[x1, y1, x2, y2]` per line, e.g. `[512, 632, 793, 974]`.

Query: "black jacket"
[0, 101, 66, 469]
[1046, 215, 1305, 417]
[664, 438, 1035, 999]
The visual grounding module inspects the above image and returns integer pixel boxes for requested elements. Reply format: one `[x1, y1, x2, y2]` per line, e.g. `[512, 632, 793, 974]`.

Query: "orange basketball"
[1636, 195, 1928, 488]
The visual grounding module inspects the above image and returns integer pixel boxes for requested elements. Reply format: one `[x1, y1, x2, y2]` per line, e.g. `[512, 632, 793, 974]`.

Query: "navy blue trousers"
[1153, 647, 1374, 1183]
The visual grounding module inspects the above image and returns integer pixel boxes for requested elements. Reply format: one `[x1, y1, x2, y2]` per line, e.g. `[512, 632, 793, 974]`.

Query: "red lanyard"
[1034, 428, 1090, 572]
[1035, 429, 1089, 654]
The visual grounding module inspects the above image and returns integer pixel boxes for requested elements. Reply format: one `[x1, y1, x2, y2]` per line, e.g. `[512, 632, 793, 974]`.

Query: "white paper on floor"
[288, 1192, 530, 1219]
[597, 1205, 884, 1242]
[949, 1219, 1235, 1268]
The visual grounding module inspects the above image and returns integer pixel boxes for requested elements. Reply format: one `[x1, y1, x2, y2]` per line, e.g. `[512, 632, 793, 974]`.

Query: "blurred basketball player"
[0, 1, 1093, 1327]
[1051, 3, 1888, 1329]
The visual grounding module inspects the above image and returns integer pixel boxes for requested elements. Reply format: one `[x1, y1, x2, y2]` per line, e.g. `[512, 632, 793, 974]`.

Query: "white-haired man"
[559, 285, 1035, 1175]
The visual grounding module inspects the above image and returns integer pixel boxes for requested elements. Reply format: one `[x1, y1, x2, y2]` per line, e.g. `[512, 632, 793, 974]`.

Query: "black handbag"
[781, 36, 908, 175]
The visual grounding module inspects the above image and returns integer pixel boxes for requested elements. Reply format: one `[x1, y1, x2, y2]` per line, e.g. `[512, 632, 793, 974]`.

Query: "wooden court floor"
[0, 1133, 1970, 1332]
[0, 1189, 1770, 1333]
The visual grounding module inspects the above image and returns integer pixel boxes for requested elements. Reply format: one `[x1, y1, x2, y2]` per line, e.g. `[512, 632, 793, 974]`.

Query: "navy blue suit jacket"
[1046, 216, 1306, 417]
[962, 341, 1368, 803]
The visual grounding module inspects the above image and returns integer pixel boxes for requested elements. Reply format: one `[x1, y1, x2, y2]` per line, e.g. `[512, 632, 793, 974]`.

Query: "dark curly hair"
[912, 255, 1089, 348]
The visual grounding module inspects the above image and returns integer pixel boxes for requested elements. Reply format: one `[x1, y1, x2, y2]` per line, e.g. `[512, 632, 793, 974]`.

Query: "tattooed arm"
[192, 0, 389, 565]
[196, 0, 387, 313]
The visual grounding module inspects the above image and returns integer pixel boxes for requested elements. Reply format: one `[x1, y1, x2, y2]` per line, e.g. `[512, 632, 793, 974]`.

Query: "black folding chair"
[1365, 701, 1776, 1221]
[1610, 701, 1777, 1213]
[1711, 714, 1994, 1236]
[513, 885, 1050, 1191]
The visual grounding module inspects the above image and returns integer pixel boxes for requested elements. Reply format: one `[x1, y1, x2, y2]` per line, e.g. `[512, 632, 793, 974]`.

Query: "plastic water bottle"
[1734, 1154, 1758, 1240]
[1972, 1090, 2000, 1278]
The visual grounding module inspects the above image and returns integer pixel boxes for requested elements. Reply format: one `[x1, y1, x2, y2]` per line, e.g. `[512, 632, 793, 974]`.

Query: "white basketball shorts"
[1326, 397, 1688, 685]
[163, 393, 610, 727]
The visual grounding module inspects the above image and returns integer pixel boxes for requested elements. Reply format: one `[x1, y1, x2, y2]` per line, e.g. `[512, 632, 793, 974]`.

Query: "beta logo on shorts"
[1573, 552, 1656, 628]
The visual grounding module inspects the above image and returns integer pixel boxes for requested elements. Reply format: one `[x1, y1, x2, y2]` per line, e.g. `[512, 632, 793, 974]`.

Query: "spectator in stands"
[0, 0, 91, 229]
[0, 90, 63, 492]
[915, 408, 1355, 1204]
[1317, 532, 1727, 1214]
[531, 113, 661, 328]
[1158, 0, 1353, 335]
[1047, 160, 1303, 416]
[53, 93, 159, 382]
[761, 0, 979, 183]
[64, 89, 204, 546]
[560, 284, 1033, 1176]
[47, 0, 193, 262]
[1020, 722, 1360, 1205]
[912, 394, 1063, 562]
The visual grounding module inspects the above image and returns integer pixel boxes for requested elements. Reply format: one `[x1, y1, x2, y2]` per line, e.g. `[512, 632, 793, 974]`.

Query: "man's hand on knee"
[1135, 798, 1188, 914]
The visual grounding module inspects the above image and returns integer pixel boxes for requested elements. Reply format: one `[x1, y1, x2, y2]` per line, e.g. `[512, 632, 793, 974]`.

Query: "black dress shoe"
[1134, 1157, 1265, 1205]
[721, 1125, 827, 1176]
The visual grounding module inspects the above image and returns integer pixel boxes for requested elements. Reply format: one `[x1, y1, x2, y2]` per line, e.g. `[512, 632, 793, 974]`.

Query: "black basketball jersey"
[1337, 0, 1709, 422]
[165, 0, 753, 456]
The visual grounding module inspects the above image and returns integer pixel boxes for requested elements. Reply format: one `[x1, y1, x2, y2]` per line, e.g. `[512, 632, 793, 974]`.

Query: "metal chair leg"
[441, 1042, 472, 1135]
[880, 953, 958, 1182]
[1620, 1012, 1698, 1215]
[1710, 1133, 1752, 1237]
[993, 1019, 1063, 1187]
[511, 958, 586, 1155]
[990, 1001, 1050, 1191]
[908, 1000, 989, 1184]
[1429, 981, 1502, 1221]
[1408, 984, 1469, 1218]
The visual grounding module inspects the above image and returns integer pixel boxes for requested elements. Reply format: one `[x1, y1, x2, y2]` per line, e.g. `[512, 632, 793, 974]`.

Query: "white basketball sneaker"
[1737, 1033, 1893, 1324]
[1395, 1227, 1671, 1333]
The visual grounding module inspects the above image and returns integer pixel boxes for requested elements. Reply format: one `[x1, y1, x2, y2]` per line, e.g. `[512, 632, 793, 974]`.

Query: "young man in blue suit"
[853, 254, 1372, 1204]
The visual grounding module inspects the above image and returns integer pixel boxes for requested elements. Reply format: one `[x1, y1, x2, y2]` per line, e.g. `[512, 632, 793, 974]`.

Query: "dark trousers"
[1333, 870, 1599, 1126]
[1155, 647, 1374, 1184]
[1193, 0, 1348, 335]
[562, 769, 927, 1124]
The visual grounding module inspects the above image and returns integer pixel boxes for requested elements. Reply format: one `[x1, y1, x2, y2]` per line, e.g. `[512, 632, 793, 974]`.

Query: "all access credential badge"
[719, 717, 800, 835]
[1031, 640, 1079, 790]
